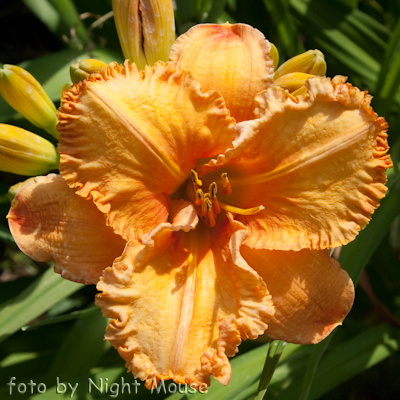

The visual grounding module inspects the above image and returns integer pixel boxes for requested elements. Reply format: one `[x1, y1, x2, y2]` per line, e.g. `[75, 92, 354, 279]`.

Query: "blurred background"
[1, 1, 400, 399]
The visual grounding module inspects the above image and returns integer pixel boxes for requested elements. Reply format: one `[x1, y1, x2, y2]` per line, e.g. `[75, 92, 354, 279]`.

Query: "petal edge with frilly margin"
[199, 76, 392, 251]
[57, 61, 235, 242]
[170, 23, 274, 122]
[241, 246, 354, 344]
[7, 174, 126, 284]
[96, 209, 274, 389]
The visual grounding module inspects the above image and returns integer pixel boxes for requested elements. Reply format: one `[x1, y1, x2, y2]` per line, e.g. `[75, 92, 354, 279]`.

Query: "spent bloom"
[6, 16, 392, 393]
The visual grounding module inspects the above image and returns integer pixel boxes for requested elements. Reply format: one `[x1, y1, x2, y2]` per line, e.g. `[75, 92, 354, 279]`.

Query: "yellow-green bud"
[0, 124, 59, 176]
[269, 43, 279, 70]
[274, 72, 315, 92]
[70, 59, 108, 84]
[60, 83, 71, 99]
[7, 177, 36, 202]
[291, 86, 308, 97]
[112, 0, 176, 69]
[0, 65, 58, 138]
[274, 49, 327, 80]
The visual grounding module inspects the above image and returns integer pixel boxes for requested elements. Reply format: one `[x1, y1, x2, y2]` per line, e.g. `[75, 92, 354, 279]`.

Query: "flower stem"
[254, 340, 286, 400]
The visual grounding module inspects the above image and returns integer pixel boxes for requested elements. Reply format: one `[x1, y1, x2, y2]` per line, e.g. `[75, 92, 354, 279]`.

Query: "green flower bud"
[274, 72, 315, 92]
[0, 124, 59, 176]
[274, 50, 327, 80]
[270, 42, 279, 70]
[70, 59, 108, 84]
[0, 65, 58, 138]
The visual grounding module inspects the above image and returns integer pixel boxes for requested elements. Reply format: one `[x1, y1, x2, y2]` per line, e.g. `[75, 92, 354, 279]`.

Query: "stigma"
[187, 170, 264, 227]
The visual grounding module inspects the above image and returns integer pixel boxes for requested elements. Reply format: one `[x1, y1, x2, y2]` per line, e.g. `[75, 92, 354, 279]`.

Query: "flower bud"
[70, 59, 108, 84]
[274, 72, 315, 92]
[274, 49, 327, 80]
[270, 42, 279, 70]
[0, 124, 59, 176]
[60, 83, 71, 100]
[0, 65, 59, 138]
[291, 86, 308, 97]
[112, 0, 176, 69]
[8, 177, 36, 202]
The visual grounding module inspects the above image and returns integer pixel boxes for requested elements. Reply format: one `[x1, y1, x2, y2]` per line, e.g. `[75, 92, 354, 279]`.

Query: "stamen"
[219, 201, 265, 215]
[209, 182, 217, 198]
[195, 189, 204, 206]
[205, 198, 216, 227]
[190, 170, 203, 187]
[221, 173, 232, 196]
[199, 193, 207, 217]
[209, 182, 221, 214]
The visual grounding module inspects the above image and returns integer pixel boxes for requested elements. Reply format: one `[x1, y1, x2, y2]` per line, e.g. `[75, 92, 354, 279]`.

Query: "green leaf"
[263, 0, 304, 57]
[273, 324, 400, 400]
[175, 0, 198, 28]
[290, 0, 383, 83]
[22, 0, 61, 34]
[340, 188, 400, 283]
[165, 342, 303, 400]
[0, 267, 82, 343]
[21, 306, 98, 331]
[205, 0, 229, 22]
[49, 0, 91, 48]
[47, 307, 109, 380]
[374, 16, 400, 115]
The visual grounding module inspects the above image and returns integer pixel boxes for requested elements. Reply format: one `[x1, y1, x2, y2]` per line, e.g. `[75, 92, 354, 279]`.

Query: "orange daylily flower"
[7, 23, 392, 390]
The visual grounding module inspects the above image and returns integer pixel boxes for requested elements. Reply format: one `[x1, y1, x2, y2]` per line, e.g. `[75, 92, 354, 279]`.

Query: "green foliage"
[0, 1, 399, 399]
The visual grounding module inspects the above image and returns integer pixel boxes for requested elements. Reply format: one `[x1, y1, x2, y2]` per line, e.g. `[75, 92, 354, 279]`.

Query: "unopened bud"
[274, 49, 326, 80]
[269, 42, 279, 70]
[0, 65, 58, 138]
[60, 83, 71, 99]
[291, 86, 308, 97]
[0, 124, 59, 176]
[70, 59, 108, 84]
[274, 72, 315, 92]
[112, 0, 176, 69]
[8, 177, 36, 202]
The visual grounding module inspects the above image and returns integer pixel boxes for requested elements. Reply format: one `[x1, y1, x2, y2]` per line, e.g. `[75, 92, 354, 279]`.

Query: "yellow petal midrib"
[88, 83, 187, 183]
[172, 239, 198, 375]
[231, 122, 372, 186]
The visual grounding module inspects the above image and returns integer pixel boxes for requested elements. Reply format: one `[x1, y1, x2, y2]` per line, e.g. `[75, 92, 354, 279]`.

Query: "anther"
[190, 169, 203, 186]
[221, 173, 232, 196]
[209, 182, 217, 198]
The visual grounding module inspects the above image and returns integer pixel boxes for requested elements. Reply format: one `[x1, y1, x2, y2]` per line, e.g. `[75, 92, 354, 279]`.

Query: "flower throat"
[186, 170, 264, 227]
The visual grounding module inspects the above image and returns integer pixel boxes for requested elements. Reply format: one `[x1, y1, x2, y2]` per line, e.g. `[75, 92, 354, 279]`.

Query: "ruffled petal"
[199, 76, 392, 250]
[241, 246, 354, 344]
[96, 210, 273, 388]
[57, 61, 235, 241]
[7, 174, 126, 284]
[170, 23, 274, 122]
